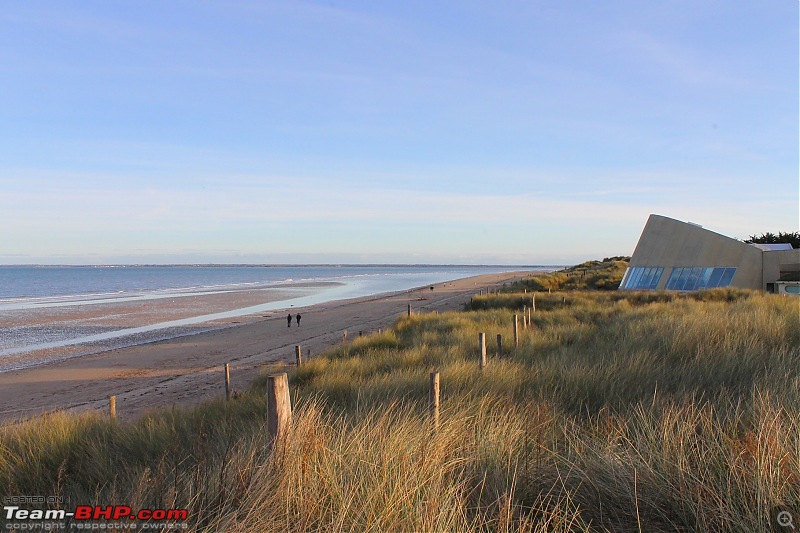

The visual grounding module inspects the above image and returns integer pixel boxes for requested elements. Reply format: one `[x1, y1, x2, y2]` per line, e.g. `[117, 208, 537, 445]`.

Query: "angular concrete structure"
[620, 214, 800, 292]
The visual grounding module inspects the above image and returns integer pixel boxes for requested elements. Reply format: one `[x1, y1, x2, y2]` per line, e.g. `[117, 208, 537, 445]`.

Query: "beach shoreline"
[0, 282, 341, 372]
[0, 271, 533, 424]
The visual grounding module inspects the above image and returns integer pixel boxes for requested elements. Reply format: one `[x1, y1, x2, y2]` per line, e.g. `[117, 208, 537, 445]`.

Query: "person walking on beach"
[287, 313, 292, 327]
[296, 314, 302, 326]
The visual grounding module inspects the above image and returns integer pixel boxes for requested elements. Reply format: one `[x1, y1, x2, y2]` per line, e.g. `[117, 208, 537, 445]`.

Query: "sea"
[0, 264, 550, 371]
[0, 264, 538, 305]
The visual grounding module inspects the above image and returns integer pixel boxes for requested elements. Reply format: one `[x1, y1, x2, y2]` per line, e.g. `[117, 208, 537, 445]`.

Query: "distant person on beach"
[296, 314, 302, 326]
[287, 313, 292, 327]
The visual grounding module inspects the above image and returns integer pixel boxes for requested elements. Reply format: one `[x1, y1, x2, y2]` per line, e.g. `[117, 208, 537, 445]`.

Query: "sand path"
[0, 272, 528, 423]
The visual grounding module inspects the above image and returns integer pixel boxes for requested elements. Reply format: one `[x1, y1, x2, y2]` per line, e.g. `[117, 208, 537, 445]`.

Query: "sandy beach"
[0, 271, 529, 424]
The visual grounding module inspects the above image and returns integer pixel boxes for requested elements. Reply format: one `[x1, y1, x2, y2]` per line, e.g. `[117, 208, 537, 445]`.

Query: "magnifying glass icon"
[778, 511, 795, 529]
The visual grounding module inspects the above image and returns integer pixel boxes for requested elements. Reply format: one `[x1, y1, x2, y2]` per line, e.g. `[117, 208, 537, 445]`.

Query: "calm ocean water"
[0, 265, 538, 305]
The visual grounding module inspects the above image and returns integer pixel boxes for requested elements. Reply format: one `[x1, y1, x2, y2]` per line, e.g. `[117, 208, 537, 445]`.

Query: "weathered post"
[408, 303, 412, 317]
[479, 332, 487, 369]
[342, 330, 348, 344]
[523, 306, 528, 329]
[513, 314, 519, 348]
[496, 334, 503, 358]
[266, 373, 292, 444]
[295, 345, 302, 367]
[532, 294, 536, 313]
[109, 395, 117, 419]
[429, 371, 440, 429]
[224, 363, 232, 400]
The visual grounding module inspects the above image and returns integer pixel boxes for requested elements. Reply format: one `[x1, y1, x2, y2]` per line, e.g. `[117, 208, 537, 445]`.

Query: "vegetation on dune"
[512, 257, 630, 292]
[1, 286, 799, 532]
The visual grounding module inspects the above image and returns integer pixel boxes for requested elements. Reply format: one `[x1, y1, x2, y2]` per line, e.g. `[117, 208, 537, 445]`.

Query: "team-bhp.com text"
[4, 506, 188, 530]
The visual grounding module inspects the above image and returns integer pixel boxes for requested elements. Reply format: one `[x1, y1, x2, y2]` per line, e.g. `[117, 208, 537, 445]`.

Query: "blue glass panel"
[620, 268, 632, 288]
[718, 268, 736, 287]
[622, 268, 635, 289]
[636, 268, 650, 289]
[640, 268, 654, 289]
[674, 268, 692, 290]
[642, 267, 660, 290]
[697, 268, 714, 289]
[623, 267, 665, 290]
[665, 268, 681, 290]
[684, 268, 703, 291]
[628, 267, 644, 289]
[682, 269, 696, 290]
[649, 268, 664, 289]
[707, 268, 725, 288]
[626, 269, 637, 289]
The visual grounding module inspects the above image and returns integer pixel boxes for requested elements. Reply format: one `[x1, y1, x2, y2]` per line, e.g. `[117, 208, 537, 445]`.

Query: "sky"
[0, 1, 797, 265]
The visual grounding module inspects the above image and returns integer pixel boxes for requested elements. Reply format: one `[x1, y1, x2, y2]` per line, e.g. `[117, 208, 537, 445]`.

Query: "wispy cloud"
[614, 30, 753, 89]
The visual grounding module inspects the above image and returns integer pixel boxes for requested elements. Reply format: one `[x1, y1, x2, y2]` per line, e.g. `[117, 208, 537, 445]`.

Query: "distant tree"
[744, 232, 800, 249]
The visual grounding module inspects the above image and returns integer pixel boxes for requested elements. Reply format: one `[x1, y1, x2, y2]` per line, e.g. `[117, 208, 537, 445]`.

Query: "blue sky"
[1, 1, 797, 265]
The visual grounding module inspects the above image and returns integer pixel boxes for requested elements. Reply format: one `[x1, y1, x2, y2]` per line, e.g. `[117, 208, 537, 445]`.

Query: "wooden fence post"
[523, 306, 528, 329]
[224, 363, 231, 400]
[479, 332, 487, 369]
[342, 330, 348, 344]
[513, 315, 519, 348]
[429, 371, 440, 429]
[496, 334, 503, 358]
[532, 294, 536, 313]
[408, 303, 412, 317]
[109, 395, 116, 419]
[266, 373, 292, 444]
[295, 345, 302, 367]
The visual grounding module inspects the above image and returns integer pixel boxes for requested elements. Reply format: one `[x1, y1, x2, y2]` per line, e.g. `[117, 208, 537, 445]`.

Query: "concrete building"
[620, 214, 800, 293]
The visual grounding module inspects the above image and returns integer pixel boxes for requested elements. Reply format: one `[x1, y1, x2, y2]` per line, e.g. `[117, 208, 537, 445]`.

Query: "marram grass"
[1, 288, 798, 532]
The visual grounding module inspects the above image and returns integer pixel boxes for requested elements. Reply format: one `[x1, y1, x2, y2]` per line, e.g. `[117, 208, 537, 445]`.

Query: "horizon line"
[0, 263, 570, 268]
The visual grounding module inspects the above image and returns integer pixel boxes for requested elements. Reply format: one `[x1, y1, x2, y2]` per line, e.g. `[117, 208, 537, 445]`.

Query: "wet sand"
[0, 271, 530, 424]
[0, 282, 335, 371]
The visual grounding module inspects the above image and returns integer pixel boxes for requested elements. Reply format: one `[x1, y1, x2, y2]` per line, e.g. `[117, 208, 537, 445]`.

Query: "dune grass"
[1, 288, 798, 531]
[512, 257, 630, 292]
